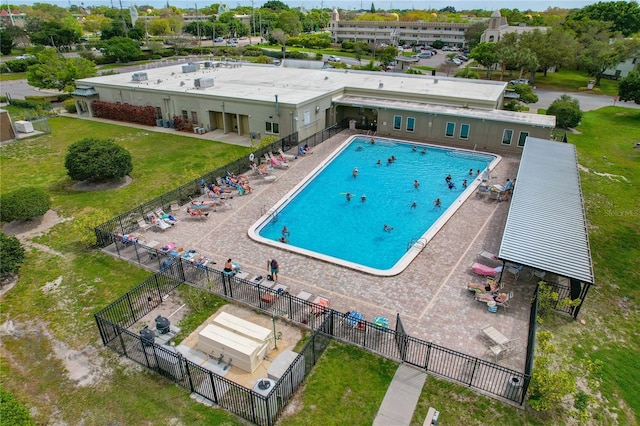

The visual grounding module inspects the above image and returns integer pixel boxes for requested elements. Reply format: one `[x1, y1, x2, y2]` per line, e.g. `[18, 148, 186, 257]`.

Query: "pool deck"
[134, 131, 535, 372]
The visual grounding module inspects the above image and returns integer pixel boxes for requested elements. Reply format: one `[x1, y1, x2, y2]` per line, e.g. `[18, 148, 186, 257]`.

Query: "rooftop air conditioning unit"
[131, 72, 148, 82]
[194, 77, 214, 89]
[182, 63, 197, 73]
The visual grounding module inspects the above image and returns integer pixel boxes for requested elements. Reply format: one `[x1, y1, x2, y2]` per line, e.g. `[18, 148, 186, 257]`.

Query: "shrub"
[65, 138, 133, 182]
[150, 54, 162, 59]
[8, 99, 51, 110]
[0, 187, 51, 222]
[546, 94, 582, 129]
[0, 63, 9, 73]
[62, 98, 77, 113]
[71, 209, 112, 248]
[91, 101, 156, 126]
[0, 387, 34, 425]
[0, 233, 25, 277]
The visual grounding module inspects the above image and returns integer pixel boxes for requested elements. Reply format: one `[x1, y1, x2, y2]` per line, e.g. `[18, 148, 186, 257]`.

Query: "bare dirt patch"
[0, 318, 109, 387]
[70, 176, 132, 191]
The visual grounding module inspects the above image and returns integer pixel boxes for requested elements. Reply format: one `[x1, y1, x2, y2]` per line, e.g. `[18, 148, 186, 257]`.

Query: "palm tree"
[455, 65, 479, 79]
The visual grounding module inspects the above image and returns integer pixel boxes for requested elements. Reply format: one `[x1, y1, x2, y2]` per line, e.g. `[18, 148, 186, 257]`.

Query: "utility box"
[132, 72, 148, 82]
[194, 77, 214, 89]
[14, 120, 34, 133]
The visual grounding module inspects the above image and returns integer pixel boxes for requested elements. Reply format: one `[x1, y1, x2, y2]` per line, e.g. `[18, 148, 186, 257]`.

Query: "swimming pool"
[249, 137, 500, 276]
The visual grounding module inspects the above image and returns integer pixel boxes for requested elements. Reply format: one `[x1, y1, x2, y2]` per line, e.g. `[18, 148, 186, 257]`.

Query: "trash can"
[506, 376, 522, 401]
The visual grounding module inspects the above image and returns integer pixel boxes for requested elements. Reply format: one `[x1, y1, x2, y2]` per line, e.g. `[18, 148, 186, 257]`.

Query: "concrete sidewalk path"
[373, 364, 427, 426]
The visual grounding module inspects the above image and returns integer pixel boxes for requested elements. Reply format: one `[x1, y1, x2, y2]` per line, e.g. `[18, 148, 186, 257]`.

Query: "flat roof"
[77, 61, 507, 106]
[334, 95, 556, 127]
[499, 137, 594, 283]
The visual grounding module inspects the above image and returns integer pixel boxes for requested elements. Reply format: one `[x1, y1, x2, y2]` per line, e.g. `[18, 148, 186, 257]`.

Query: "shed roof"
[499, 137, 594, 283]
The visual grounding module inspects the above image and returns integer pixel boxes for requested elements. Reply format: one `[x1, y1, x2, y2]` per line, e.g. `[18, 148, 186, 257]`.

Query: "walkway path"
[373, 364, 427, 426]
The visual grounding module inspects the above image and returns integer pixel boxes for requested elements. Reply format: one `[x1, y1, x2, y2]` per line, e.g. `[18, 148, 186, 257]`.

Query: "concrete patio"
[116, 130, 538, 372]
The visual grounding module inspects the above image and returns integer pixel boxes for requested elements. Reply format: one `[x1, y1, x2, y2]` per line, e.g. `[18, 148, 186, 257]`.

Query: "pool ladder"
[260, 205, 279, 224]
[407, 237, 428, 251]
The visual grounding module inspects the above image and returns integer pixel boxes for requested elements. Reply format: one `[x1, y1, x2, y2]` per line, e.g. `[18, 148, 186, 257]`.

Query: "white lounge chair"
[251, 164, 277, 181]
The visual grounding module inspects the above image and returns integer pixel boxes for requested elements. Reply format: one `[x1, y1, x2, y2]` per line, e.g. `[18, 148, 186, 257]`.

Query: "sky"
[5, 0, 614, 10]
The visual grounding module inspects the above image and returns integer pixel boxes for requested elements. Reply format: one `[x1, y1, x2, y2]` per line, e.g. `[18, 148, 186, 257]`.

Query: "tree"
[565, 0, 640, 37]
[376, 45, 397, 67]
[0, 233, 25, 278]
[276, 10, 303, 37]
[511, 83, 539, 104]
[535, 27, 579, 76]
[547, 94, 582, 129]
[618, 71, 640, 104]
[464, 21, 488, 50]
[468, 42, 498, 78]
[65, 138, 133, 182]
[26, 49, 97, 92]
[262, 1, 289, 12]
[528, 330, 576, 412]
[101, 36, 142, 63]
[29, 21, 80, 50]
[0, 187, 50, 222]
[455, 66, 479, 79]
[370, 3, 376, 13]
[0, 29, 14, 55]
[82, 14, 112, 34]
[148, 18, 172, 36]
[577, 29, 639, 86]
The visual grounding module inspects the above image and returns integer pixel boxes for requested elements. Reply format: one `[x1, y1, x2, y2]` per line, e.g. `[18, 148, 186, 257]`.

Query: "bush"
[0, 387, 34, 425]
[62, 98, 77, 113]
[546, 94, 582, 129]
[0, 233, 25, 277]
[8, 99, 52, 110]
[0, 187, 51, 222]
[71, 209, 112, 248]
[150, 54, 162, 59]
[65, 138, 133, 182]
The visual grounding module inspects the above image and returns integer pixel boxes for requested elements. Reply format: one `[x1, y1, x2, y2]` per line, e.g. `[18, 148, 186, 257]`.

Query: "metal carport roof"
[498, 137, 594, 284]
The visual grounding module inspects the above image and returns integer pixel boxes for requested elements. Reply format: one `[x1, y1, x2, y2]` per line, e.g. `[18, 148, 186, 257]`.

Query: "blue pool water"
[252, 137, 497, 275]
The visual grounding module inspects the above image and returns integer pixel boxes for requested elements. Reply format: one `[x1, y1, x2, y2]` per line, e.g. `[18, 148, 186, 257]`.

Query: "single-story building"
[73, 61, 555, 152]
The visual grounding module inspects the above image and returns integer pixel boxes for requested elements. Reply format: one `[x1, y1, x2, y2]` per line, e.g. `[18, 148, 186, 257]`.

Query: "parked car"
[442, 46, 457, 51]
[15, 54, 36, 60]
[509, 78, 530, 85]
[327, 55, 341, 62]
[214, 37, 224, 42]
[418, 51, 432, 58]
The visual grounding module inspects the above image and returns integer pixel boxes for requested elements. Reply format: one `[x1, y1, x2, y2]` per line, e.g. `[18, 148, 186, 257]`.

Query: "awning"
[498, 137, 594, 283]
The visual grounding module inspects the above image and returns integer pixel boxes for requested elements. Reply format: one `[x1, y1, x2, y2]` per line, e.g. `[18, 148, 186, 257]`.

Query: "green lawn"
[0, 72, 27, 81]
[1, 105, 638, 424]
[533, 69, 619, 96]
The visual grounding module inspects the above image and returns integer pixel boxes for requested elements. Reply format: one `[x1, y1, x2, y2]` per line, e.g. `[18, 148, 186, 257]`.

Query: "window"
[393, 115, 402, 130]
[155, 107, 162, 119]
[266, 122, 280, 134]
[181, 110, 188, 121]
[459, 124, 470, 139]
[502, 129, 513, 145]
[445, 122, 455, 137]
[191, 111, 198, 125]
[406, 117, 415, 132]
[304, 110, 311, 125]
[518, 131, 529, 147]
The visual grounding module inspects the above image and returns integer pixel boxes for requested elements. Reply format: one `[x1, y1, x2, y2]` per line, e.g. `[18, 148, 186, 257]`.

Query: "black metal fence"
[96, 257, 529, 422]
[94, 269, 335, 426]
[524, 284, 539, 381]
[94, 119, 349, 248]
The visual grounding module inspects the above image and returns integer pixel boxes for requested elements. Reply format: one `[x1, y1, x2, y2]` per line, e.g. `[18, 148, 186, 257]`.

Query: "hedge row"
[92, 101, 156, 126]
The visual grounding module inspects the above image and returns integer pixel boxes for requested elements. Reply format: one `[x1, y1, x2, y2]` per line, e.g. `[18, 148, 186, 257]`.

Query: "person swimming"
[411, 201, 417, 209]
[346, 192, 354, 202]
[462, 179, 468, 188]
[361, 194, 367, 203]
[448, 181, 456, 190]
[412, 145, 417, 152]
[434, 198, 441, 208]
[414, 179, 420, 189]
[376, 159, 382, 165]
[352, 167, 358, 178]
[383, 224, 394, 232]
[421, 148, 427, 154]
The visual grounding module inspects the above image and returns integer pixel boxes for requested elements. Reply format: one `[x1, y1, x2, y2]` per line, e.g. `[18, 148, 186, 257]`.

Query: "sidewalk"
[373, 364, 427, 426]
